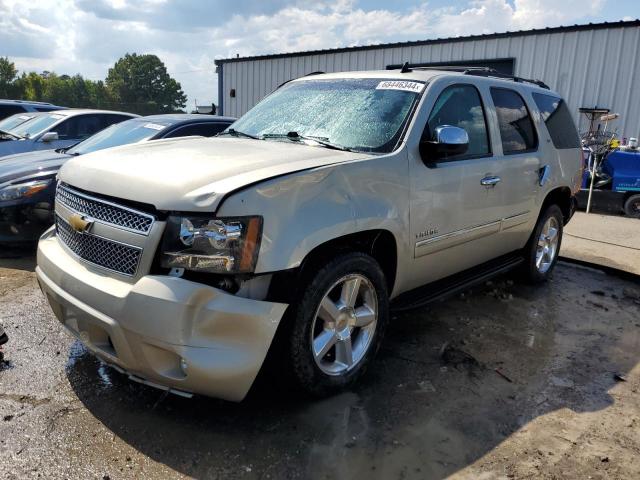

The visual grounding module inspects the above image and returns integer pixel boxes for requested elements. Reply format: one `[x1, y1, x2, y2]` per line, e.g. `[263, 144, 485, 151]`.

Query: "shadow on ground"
[0, 247, 36, 272]
[62, 263, 640, 479]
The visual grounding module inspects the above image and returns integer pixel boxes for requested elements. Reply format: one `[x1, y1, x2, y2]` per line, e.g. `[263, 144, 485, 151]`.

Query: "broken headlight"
[161, 215, 262, 274]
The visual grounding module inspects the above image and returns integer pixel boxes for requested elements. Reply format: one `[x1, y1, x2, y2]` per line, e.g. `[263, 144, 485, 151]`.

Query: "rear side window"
[100, 114, 132, 129]
[532, 93, 580, 149]
[425, 84, 491, 159]
[490, 88, 537, 154]
[0, 105, 26, 120]
[164, 122, 230, 138]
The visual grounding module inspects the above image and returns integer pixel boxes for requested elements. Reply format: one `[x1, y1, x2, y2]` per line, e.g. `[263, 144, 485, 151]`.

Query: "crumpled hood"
[0, 149, 70, 185]
[60, 136, 368, 212]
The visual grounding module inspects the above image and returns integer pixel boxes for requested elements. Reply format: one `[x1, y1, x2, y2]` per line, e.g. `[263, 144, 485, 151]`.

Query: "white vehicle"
[37, 67, 582, 401]
[0, 109, 137, 158]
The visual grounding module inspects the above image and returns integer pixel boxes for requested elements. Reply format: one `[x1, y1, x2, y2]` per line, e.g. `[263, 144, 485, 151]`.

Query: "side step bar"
[391, 254, 524, 312]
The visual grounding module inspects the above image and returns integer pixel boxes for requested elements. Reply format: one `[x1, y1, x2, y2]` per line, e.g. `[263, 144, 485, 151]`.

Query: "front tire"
[520, 205, 564, 283]
[285, 252, 389, 396]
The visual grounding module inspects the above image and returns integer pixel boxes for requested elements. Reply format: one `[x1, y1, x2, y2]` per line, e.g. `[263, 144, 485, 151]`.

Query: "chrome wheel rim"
[311, 274, 378, 376]
[535, 216, 560, 273]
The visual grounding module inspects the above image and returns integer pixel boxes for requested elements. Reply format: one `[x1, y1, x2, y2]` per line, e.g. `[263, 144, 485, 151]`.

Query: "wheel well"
[268, 230, 398, 304]
[540, 187, 573, 224]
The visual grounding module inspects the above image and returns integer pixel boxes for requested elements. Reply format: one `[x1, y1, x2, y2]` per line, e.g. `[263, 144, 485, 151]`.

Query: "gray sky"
[2, 0, 638, 109]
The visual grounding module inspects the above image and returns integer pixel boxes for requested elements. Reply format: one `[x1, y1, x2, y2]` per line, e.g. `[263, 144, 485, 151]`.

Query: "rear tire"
[520, 205, 564, 283]
[623, 194, 640, 218]
[284, 252, 389, 396]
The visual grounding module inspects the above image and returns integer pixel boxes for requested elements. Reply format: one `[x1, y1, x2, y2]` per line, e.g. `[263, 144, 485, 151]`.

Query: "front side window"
[425, 84, 490, 158]
[491, 88, 537, 154]
[230, 78, 424, 153]
[532, 93, 580, 149]
[55, 114, 105, 140]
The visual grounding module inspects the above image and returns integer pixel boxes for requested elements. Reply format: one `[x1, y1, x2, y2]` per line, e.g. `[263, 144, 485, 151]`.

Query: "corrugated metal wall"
[220, 24, 640, 138]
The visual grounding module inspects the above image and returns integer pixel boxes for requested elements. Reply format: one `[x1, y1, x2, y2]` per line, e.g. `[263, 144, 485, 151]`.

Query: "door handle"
[481, 175, 501, 187]
[539, 165, 551, 186]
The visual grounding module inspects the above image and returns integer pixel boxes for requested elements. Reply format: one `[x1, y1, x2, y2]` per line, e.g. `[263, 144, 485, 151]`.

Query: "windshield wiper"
[261, 132, 353, 152]
[217, 128, 261, 140]
[0, 129, 22, 140]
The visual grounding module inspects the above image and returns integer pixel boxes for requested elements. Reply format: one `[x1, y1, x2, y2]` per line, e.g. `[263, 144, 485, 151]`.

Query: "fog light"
[180, 358, 188, 374]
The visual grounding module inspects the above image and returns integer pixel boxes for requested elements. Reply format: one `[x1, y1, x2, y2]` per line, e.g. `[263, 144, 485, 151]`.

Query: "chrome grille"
[55, 215, 142, 276]
[56, 184, 154, 235]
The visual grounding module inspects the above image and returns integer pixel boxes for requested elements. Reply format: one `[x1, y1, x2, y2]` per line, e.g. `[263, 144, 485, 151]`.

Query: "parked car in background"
[0, 109, 137, 158]
[0, 99, 66, 121]
[36, 67, 581, 402]
[0, 114, 235, 244]
[0, 112, 45, 137]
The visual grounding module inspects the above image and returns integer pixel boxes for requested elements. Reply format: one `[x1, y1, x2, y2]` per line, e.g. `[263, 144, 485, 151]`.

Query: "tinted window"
[35, 106, 58, 112]
[164, 122, 229, 138]
[0, 105, 26, 120]
[100, 114, 133, 129]
[490, 88, 537, 154]
[532, 93, 579, 149]
[55, 114, 105, 140]
[425, 84, 490, 158]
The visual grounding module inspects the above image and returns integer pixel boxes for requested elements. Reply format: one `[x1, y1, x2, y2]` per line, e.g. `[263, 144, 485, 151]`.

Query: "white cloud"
[1, 0, 618, 108]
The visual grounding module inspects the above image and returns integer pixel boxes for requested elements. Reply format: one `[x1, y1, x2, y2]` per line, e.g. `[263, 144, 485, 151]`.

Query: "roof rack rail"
[397, 62, 550, 89]
[276, 71, 325, 89]
[0, 99, 55, 105]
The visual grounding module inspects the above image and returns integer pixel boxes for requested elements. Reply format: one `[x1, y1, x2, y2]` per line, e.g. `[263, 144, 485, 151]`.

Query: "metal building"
[215, 19, 640, 138]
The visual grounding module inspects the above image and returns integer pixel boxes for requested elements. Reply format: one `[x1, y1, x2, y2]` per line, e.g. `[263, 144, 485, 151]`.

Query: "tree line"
[0, 53, 187, 115]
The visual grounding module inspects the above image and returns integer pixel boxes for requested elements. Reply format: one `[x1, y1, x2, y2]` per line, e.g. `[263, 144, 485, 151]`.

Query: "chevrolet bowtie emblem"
[68, 214, 94, 234]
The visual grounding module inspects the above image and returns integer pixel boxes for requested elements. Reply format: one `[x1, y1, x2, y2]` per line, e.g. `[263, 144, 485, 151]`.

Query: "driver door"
[406, 82, 505, 289]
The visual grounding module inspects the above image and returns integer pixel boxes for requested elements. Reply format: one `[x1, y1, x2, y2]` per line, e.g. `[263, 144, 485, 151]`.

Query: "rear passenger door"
[488, 87, 541, 251]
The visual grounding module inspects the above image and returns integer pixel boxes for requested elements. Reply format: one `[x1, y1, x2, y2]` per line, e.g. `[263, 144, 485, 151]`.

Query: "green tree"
[106, 53, 187, 114]
[15, 72, 46, 101]
[0, 57, 19, 98]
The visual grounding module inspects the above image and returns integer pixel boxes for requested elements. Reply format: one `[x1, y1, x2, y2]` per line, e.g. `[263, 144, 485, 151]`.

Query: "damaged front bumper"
[36, 230, 288, 401]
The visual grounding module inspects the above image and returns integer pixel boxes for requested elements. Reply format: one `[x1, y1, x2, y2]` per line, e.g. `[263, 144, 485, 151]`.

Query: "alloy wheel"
[310, 274, 378, 376]
[535, 216, 560, 273]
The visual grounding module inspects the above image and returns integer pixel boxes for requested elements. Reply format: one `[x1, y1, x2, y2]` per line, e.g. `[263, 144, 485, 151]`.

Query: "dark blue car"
[0, 114, 235, 244]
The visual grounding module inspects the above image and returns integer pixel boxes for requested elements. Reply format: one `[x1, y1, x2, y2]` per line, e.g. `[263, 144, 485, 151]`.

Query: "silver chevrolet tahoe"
[36, 67, 582, 401]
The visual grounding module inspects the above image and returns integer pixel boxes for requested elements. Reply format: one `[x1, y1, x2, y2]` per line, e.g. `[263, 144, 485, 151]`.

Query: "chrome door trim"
[501, 211, 530, 230]
[415, 220, 501, 257]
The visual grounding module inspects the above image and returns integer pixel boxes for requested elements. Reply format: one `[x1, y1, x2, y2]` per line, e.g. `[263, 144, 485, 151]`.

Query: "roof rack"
[398, 62, 550, 89]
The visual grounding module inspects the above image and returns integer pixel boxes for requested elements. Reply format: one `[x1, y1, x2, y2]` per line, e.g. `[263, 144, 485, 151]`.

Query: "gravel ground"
[1, 251, 640, 479]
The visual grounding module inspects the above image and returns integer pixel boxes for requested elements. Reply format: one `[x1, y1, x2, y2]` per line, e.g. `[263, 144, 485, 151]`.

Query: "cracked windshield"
[230, 78, 423, 153]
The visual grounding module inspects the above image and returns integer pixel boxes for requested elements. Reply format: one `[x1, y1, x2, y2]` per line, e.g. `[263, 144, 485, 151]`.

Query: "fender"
[216, 149, 412, 293]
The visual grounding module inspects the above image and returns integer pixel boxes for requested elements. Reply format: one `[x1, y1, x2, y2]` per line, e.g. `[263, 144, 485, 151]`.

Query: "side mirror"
[40, 131, 59, 143]
[420, 125, 469, 163]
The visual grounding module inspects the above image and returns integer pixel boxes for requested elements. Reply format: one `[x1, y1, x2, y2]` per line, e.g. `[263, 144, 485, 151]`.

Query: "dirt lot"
[1, 249, 640, 479]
